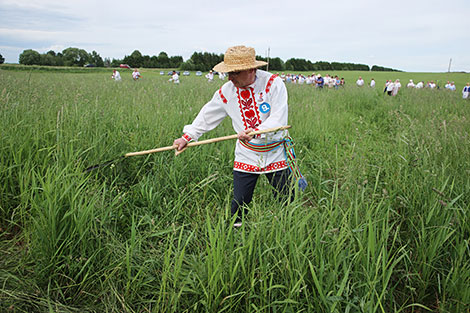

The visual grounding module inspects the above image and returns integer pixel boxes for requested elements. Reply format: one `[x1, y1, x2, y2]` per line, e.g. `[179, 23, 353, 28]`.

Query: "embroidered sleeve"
[182, 133, 193, 142]
[182, 89, 228, 141]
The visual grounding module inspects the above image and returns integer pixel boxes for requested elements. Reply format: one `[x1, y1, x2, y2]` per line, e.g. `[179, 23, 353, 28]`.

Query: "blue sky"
[1, 0, 469, 72]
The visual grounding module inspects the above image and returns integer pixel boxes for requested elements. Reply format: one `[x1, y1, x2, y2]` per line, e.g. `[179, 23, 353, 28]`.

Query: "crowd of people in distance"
[383, 79, 401, 96]
[368, 77, 469, 99]
[278, 72, 346, 89]
[111, 68, 470, 100]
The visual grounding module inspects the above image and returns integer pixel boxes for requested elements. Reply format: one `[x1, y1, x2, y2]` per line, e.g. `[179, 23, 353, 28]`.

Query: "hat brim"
[213, 60, 268, 73]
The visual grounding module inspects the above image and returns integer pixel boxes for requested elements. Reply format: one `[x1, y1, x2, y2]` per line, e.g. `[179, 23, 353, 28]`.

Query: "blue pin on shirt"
[259, 102, 271, 113]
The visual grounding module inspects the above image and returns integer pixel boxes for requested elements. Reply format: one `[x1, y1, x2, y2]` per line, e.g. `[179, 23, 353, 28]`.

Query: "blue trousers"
[231, 169, 292, 221]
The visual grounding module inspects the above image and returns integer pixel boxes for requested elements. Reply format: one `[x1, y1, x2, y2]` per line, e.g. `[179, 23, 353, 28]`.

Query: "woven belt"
[240, 137, 307, 191]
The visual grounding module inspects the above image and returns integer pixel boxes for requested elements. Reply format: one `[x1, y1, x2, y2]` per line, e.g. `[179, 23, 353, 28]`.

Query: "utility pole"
[266, 47, 270, 72]
[448, 58, 452, 72]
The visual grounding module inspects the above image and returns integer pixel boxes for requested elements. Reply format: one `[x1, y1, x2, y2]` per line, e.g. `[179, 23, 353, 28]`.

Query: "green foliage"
[285, 59, 372, 71]
[62, 47, 90, 67]
[0, 53, 4, 64]
[13, 47, 400, 72]
[372, 65, 402, 72]
[123, 50, 143, 68]
[19, 49, 41, 65]
[89, 50, 104, 67]
[110, 58, 122, 67]
[17, 48, 103, 67]
[156, 51, 170, 68]
[0, 69, 469, 312]
[181, 52, 224, 71]
[286, 58, 315, 71]
[267, 57, 284, 71]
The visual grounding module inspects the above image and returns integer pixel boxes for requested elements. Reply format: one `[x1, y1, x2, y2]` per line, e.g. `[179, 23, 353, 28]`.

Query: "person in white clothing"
[206, 70, 214, 82]
[392, 79, 401, 96]
[111, 70, 121, 81]
[132, 68, 141, 80]
[445, 81, 451, 89]
[415, 81, 424, 89]
[356, 76, 365, 87]
[384, 80, 391, 93]
[169, 71, 180, 84]
[463, 83, 470, 99]
[448, 82, 456, 91]
[386, 81, 395, 96]
[407, 80, 415, 88]
[370, 79, 376, 88]
[173, 45, 305, 227]
[218, 72, 226, 80]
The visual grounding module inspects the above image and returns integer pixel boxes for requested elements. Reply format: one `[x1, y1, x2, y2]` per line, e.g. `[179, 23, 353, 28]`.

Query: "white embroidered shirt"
[182, 70, 289, 174]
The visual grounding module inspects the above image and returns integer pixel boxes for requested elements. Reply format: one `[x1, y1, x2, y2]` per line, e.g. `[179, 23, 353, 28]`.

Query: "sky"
[1, 0, 469, 72]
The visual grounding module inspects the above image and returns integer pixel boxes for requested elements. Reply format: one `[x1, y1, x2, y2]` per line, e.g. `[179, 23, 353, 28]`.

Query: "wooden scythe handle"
[124, 125, 291, 157]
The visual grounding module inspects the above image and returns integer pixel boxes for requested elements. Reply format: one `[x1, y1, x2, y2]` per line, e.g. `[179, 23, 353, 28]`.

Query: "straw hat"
[213, 45, 267, 73]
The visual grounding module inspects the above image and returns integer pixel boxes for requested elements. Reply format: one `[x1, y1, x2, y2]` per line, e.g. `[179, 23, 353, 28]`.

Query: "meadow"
[1, 66, 469, 312]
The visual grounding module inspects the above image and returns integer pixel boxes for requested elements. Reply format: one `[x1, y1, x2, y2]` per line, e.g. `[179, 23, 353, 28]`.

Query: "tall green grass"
[1, 68, 469, 312]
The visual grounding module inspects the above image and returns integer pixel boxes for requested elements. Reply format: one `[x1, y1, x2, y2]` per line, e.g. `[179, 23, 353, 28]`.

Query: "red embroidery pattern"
[182, 133, 192, 142]
[234, 160, 288, 173]
[237, 87, 261, 130]
[265, 74, 278, 94]
[219, 88, 228, 104]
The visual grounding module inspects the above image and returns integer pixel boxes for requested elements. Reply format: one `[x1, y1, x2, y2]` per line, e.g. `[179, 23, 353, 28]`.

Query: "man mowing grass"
[173, 45, 306, 227]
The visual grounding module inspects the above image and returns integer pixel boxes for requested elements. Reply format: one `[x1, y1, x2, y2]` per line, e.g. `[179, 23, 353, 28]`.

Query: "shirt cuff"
[182, 133, 193, 142]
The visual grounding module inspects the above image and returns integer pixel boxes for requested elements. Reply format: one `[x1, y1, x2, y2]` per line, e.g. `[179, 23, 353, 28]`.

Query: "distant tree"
[111, 58, 122, 67]
[89, 50, 104, 67]
[103, 57, 111, 67]
[185, 52, 223, 71]
[141, 55, 151, 67]
[371, 65, 400, 72]
[55, 52, 64, 66]
[267, 57, 284, 71]
[62, 47, 90, 66]
[180, 59, 195, 71]
[89, 51, 102, 67]
[169, 56, 183, 68]
[286, 58, 314, 71]
[312, 61, 332, 71]
[19, 49, 41, 65]
[123, 50, 143, 68]
[156, 52, 170, 68]
[330, 62, 343, 71]
[39, 53, 56, 66]
[0, 53, 4, 64]
[149, 55, 159, 68]
[355, 63, 370, 71]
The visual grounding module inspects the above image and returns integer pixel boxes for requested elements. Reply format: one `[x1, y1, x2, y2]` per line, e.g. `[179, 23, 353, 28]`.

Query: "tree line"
[14, 48, 400, 72]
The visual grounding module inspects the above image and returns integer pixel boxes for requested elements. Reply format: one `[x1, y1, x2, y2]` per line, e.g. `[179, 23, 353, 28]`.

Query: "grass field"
[1, 67, 469, 312]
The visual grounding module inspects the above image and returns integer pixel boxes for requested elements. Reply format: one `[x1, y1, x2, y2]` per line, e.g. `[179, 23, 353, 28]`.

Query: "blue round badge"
[259, 102, 271, 113]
